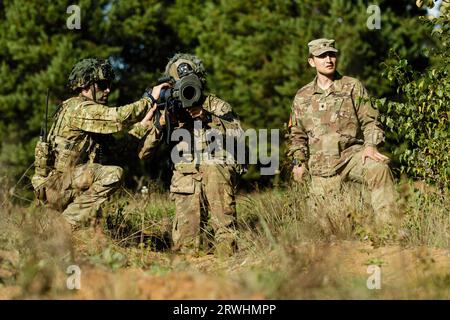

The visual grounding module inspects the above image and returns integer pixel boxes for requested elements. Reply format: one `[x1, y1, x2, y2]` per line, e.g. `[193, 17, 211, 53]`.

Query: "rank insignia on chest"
[319, 102, 327, 111]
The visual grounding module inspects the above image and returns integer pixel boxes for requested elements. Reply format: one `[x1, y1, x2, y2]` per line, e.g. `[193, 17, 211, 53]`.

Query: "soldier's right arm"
[136, 125, 162, 160]
[70, 98, 152, 134]
[288, 96, 309, 163]
[126, 103, 165, 159]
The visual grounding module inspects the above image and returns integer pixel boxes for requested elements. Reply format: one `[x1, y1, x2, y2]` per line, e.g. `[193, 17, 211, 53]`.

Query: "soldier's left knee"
[364, 161, 393, 185]
[368, 161, 390, 173]
[101, 165, 123, 187]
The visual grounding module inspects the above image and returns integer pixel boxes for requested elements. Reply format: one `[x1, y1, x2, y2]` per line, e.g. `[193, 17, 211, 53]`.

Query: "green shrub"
[378, 6, 450, 190]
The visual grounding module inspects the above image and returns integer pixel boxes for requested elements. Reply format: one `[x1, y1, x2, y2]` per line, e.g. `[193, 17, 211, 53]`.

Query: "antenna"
[44, 88, 50, 142]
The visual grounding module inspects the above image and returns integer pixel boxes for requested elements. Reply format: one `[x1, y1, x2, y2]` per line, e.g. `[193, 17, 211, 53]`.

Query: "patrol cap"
[308, 38, 338, 57]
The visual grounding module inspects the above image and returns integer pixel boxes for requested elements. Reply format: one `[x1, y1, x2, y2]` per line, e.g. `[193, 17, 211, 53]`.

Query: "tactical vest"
[32, 98, 105, 205]
[34, 98, 101, 179]
[173, 94, 245, 174]
[34, 139, 53, 178]
[51, 99, 103, 173]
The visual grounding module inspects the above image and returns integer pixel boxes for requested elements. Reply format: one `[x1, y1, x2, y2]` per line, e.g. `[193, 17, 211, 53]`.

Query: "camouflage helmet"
[68, 58, 115, 90]
[164, 53, 207, 83]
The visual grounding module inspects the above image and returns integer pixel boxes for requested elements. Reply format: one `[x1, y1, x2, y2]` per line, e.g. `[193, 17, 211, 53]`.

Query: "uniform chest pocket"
[316, 98, 344, 125]
[335, 96, 355, 119]
[335, 96, 358, 134]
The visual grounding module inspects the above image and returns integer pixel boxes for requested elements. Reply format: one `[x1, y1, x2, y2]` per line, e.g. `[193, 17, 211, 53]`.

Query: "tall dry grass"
[0, 175, 448, 299]
[233, 181, 449, 299]
[237, 181, 449, 250]
[0, 177, 74, 298]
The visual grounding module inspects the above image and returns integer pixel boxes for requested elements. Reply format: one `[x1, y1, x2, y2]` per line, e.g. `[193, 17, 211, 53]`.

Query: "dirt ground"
[1, 235, 448, 299]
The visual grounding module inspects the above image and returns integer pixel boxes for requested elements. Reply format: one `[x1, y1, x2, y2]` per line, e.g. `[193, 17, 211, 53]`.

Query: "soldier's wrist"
[363, 142, 377, 148]
[143, 89, 157, 105]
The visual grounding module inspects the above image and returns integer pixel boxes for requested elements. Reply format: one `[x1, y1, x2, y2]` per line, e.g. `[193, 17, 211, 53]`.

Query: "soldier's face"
[94, 80, 111, 104]
[81, 81, 111, 104]
[308, 52, 337, 77]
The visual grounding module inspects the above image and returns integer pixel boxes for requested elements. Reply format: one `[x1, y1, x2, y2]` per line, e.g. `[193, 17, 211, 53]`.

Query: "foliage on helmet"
[164, 53, 207, 83]
[68, 58, 115, 90]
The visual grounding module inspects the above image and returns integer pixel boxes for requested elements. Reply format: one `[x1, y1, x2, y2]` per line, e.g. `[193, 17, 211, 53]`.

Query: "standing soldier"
[288, 39, 397, 231]
[32, 57, 166, 227]
[138, 53, 244, 257]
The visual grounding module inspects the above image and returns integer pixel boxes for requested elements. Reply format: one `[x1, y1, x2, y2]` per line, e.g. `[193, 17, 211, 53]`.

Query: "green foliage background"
[379, 2, 450, 189]
[0, 0, 447, 189]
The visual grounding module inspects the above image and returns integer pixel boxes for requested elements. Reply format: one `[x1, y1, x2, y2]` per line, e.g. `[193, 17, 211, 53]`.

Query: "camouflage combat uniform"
[288, 73, 397, 225]
[33, 94, 153, 226]
[139, 94, 243, 255]
[32, 58, 157, 226]
[136, 53, 244, 255]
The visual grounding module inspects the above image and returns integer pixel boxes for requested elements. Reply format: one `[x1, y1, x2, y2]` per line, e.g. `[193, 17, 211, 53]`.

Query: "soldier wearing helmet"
[67, 58, 116, 104]
[138, 53, 245, 257]
[32, 57, 167, 227]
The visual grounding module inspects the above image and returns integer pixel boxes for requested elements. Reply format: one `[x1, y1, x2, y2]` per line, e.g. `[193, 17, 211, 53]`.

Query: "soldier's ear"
[80, 86, 93, 99]
[308, 57, 316, 68]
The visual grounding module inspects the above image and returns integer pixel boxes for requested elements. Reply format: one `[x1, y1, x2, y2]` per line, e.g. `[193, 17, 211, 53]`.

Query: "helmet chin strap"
[92, 83, 96, 103]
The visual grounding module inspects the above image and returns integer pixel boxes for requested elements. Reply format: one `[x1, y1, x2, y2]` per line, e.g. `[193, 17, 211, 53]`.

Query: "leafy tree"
[166, 0, 431, 182]
[379, 0, 449, 189]
[167, 0, 430, 130]
[104, 0, 183, 104]
[0, 0, 180, 188]
[0, 0, 113, 182]
[0, 0, 442, 189]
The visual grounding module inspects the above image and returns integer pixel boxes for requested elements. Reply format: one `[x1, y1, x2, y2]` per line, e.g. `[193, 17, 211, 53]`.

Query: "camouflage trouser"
[45, 163, 123, 226]
[310, 150, 397, 226]
[171, 164, 237, 254]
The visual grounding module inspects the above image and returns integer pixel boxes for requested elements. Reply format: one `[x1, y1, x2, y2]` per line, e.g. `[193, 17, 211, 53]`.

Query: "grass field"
[0, 179, 448, 299]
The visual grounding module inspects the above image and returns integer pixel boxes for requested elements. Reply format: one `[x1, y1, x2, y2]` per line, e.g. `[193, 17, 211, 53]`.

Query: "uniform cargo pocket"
[44, 172, 74, 211]
[321, 133, 341, 157]
[34, 141, 52, 177]
[170, 172, 195, 194]
[54, 148, 78, 172]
